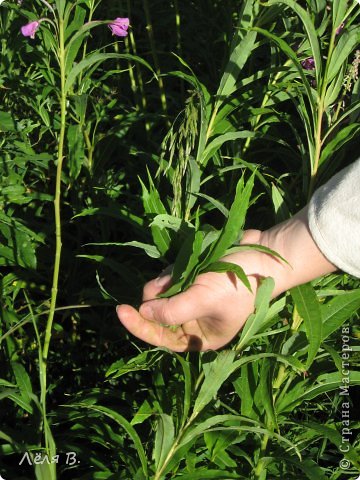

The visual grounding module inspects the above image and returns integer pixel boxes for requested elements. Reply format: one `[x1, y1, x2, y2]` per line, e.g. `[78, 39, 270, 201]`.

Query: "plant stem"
[253, 433, 270, 480]
[40, 12, 67, 469]
[142, 0, 169, 127]
[308, 28, 337, 199]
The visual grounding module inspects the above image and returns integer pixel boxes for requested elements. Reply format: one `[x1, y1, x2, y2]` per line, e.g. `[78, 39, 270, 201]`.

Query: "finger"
[116, 304, 200, 352]
[142, 274, 172, 302]
[139, 283, 214, 326]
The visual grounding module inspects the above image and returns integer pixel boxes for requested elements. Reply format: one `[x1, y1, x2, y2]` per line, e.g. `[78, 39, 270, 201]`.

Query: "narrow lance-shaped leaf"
[140, 174, 171, 256]
[160, 230, 203, 297]
[266, 0, 322, 83]
[277, 371, 360, 413]
[65, 52, 155, 93]
[85, 241, 161, 259]
[202, 131, 257, 167]
[192, 350, 236, 419]
[291, 283, 322, 369]
[257, 358, 277, 429]
[319, 123, 360, 167]
[321, 288, 360, 340]
[80, 404, 148, 477]
[153, 413, 175, 470]
[236, 277, 275, 352]
[202, 261, 251, 292]
[252, 27, 316, 117]
[326, 27, 360, 84]
[11, 363, 33, 413]
[201, 172, 255, 269]
[215, 30, 257, 106]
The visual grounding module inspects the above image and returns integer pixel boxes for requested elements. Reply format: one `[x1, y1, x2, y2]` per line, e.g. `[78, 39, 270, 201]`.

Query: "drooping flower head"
[301, 57, 315, 71]
[21, 20, 40, 39]
[108, 17, 129, 37]
[336, 22, 345, 36]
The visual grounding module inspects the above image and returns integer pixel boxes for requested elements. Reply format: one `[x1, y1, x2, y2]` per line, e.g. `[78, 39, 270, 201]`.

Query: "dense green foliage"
[0, 0, 359, 478]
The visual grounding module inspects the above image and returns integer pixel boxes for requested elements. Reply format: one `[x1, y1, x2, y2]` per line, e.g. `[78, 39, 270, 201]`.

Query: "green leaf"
[192, 351, 236, 418]
[65, 52, 154, 93]
[153, 414, 175, 470]
[202, 261, 251, 292]
[258, 358, 277, 429]
[11, 363, 33, 414]
[253, 27, 315, 114]
[266, 0, 322, 82]
[67, 123, 85, 179]
[302, 421, 360, 468]
[327, 27, 360, 84]
[285, 457, 328, 480]
[185, 157, 202, 215]
[201, 173, 255, 269]
[160, 230, 204, 297]
[79, 404, 148, 477]
[174, 470, 242, 479]
[106, 350, 163, 378]
[150, 215, 192, 234]
[173, 352, 192, 428]
[319, 123, 360, 166]
[85, 241, 161, 259]
[236, 277, 275, 351]
[332, 0, 349, 28]
[291, 284, 322, 368]
[205, 430, 238, 468]
[321, 289, 360, 340]
[277, 371, 360, 412]
[324, 65, 346, 108]
[192, 192, 229, 218]
[140, 174, 171, 256]
[202, 131, 257, 167]
[131, 399, 153, 427]
[0, 111, 16, 132]
[215, 30, 257, 103]
[271, 183, 290, 222]
[64, 8, 91, 71]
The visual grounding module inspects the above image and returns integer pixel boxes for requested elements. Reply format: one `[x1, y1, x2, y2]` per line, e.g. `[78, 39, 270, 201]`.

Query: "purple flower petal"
[21, 20, 40, 39]
[108, 17, 129, 37]
[301, 57, 315, 71]
[336, 22, 345, 36]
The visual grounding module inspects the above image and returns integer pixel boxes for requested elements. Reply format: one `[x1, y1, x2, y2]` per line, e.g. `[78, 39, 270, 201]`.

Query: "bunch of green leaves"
[58, 277, 359, 479]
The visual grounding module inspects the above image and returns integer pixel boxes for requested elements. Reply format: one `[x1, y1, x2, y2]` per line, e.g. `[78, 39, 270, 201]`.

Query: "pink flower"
[108, 17, 129, 37]
[21, 20, 40, 39]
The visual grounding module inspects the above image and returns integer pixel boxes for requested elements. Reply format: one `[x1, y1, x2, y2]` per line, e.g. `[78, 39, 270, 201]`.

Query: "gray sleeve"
[308, 159, 360, 278]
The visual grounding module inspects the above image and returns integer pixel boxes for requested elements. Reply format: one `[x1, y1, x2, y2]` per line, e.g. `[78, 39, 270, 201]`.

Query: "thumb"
[139, 284, 212, 326]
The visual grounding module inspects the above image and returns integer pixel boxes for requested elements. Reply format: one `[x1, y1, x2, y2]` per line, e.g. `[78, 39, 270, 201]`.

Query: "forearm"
[256, 206, 337, 297]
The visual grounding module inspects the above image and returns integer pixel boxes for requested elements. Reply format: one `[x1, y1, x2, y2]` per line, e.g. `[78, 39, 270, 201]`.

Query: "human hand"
[116, 207, 336, 351]
[116, 230, 270, 351]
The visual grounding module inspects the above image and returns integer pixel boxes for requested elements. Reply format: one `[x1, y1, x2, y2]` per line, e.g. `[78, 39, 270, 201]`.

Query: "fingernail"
[155, 274, 171, 287]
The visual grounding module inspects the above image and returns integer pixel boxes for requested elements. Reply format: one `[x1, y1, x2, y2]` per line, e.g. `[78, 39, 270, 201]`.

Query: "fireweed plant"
[0, 0, 360, 479]
[0, 0, 154, 478]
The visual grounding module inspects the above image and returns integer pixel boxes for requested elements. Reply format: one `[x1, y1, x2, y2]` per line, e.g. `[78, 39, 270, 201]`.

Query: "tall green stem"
[40, 12, 67, 463]
[253, 433, 270, 480]
[308, 29, 337, 199]
[142, 0, 170, 126]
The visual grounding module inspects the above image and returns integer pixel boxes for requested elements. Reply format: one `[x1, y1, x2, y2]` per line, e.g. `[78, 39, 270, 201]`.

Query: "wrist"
[258, 207, 337, 296]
